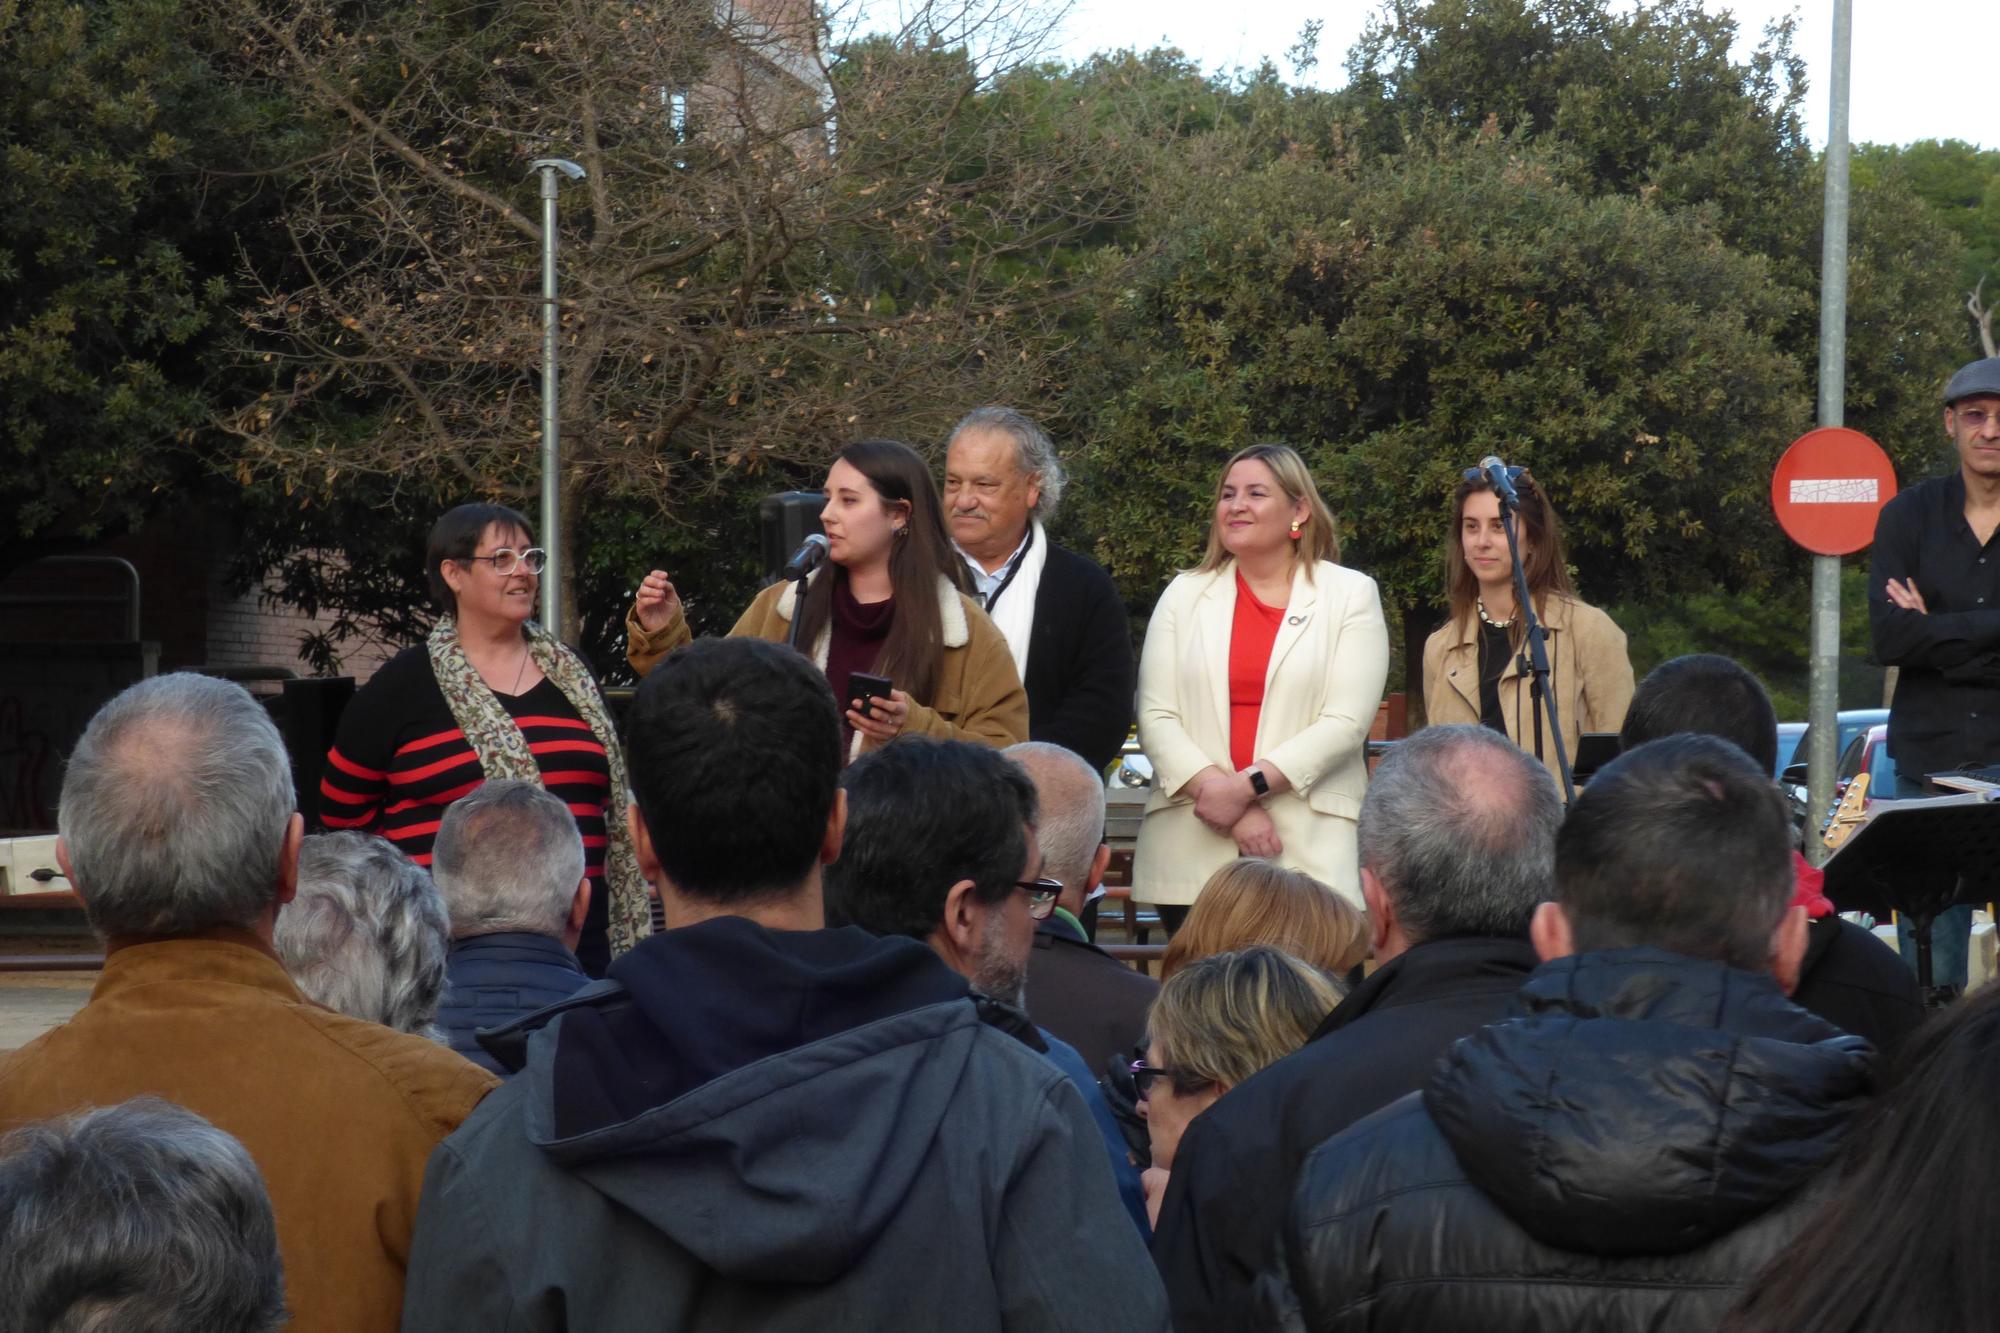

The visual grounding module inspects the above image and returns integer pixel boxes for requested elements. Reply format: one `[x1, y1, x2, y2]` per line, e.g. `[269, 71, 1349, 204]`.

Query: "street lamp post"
[529, 157, 585, 639]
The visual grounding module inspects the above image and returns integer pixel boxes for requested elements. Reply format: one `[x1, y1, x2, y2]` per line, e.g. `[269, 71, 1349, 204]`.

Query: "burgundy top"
[1228, 571, 1286, 772]
[825, 572, 894, 740]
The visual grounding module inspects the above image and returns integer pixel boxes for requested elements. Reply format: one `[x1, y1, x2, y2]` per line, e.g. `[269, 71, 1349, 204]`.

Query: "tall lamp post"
[529, 157, 585, 639]
[1806, 2, 1852, 863]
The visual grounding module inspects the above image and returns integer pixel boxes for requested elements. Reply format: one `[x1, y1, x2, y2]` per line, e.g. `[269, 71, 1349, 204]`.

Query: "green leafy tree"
[1065, 123, 1805, 688]
[1060, 0, 1965, 704]
[1608, 565, 1883, 722]
[0, 0, 292, 573]
[195, 0, 1153, 671]
[1854, 139, 2000, 356]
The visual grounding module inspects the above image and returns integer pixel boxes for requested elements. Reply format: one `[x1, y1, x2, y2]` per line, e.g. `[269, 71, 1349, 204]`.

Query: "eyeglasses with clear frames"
[462, 547, 547, 577]
[1014, 877, 1061, 921]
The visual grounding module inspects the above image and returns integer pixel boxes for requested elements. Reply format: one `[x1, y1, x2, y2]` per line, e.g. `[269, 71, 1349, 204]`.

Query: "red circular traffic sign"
[1770, 427, 1898, 556]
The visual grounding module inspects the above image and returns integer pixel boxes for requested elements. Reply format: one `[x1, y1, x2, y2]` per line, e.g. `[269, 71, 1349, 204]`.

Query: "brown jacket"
[0, 928, 496, 1333]
[1422, 593, 1634, 786]
[625, 572, 1029, 751]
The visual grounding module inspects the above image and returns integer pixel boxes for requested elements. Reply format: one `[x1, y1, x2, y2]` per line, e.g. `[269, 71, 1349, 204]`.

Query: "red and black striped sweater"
[319, 646, 612, 972]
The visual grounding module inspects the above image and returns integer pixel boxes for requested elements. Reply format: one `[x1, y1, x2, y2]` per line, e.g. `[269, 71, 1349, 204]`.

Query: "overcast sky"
[1034, 1, 1986, 149]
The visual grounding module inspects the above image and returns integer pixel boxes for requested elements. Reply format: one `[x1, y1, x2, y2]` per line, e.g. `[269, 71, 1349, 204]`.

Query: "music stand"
[1820, 789, 2000, 1007]
[1571, 733, 1622, 785]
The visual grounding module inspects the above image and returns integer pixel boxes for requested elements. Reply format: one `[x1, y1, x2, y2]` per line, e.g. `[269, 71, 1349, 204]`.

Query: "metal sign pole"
[529, 158, 585, 639]
[1807, 1, 1853, 865]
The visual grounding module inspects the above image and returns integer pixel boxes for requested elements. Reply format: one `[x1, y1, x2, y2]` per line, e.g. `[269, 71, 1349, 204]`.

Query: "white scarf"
[984, 519, 1049, 681]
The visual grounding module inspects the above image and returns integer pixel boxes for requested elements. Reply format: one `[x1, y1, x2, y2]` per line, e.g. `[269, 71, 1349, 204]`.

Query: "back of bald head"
[1003, 742, 1106, 895]
[1357, 725, 1560, 942]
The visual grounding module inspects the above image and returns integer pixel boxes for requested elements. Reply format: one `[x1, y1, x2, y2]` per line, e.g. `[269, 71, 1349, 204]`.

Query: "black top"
[1476, 619, 1512, 734]
[1023, 542, 1136, 774]
[320, 645, 614, 974]
[1150, 934, 1540, 1332]
[1792, 914, 1925, 1062]
[1868, 471, 2000, 780]
[1023, 913, 1158, 1080]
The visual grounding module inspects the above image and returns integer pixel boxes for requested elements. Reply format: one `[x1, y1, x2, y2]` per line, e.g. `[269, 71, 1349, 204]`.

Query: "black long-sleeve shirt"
[1867, 470, 2000, 780]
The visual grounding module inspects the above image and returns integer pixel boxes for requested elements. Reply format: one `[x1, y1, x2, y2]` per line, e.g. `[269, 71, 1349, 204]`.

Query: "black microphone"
[1479, 456, 1522, 507]
[782, 533, 829, 580]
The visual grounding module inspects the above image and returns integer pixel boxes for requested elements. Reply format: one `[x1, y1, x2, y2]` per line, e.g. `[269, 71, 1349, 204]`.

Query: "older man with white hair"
[1010, 741, 1158, 1078]
[0, 673, 495, 1333]
[429, 779, 595, 1075]
[945, 406, 1135, 772]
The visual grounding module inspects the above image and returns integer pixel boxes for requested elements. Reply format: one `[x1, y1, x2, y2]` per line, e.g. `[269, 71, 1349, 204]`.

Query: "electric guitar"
[1821, 773, 1871, 853]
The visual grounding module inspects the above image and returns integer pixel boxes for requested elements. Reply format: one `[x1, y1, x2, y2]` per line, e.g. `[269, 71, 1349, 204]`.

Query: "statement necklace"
[1477, 596, 1515, 629]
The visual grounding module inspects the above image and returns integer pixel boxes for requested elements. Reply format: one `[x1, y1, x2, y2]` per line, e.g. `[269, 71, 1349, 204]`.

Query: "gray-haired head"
[1003, 742, 1104, 905]
[273, 832, 449, 1035]
[58, 673, 296, 938]
[948, 406, 1066, 520]
[1358, 724, 1560, 942]
[0, 1097, 287, 1333]
[431, 779, 586, 940]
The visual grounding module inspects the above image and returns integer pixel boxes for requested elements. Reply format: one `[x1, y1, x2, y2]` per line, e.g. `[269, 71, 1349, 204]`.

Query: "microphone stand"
[1498, 493, 1577, 803]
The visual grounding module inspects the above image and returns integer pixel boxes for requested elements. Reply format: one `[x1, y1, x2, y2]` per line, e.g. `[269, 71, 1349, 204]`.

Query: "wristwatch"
[1246, 769, 1270, 798]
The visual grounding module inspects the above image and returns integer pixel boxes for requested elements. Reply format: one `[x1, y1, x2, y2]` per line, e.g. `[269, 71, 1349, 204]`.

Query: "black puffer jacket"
[1281, 949, 1876, 1332]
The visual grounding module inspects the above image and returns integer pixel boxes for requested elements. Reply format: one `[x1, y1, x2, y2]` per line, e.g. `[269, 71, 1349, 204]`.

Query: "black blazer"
[1023, 917, 1158, 1080]
[1020, 541, 1135, 773]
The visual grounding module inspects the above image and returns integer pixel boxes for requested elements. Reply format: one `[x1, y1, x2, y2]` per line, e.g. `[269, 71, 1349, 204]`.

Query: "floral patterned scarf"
[427, 615, 650, 958]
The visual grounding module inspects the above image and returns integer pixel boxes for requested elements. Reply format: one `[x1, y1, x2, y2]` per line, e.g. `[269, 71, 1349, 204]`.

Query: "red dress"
[1229, 571, 1286, 772]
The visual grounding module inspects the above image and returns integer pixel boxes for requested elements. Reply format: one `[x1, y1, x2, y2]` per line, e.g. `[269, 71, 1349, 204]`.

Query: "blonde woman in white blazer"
[1134, 445, 1390, 916]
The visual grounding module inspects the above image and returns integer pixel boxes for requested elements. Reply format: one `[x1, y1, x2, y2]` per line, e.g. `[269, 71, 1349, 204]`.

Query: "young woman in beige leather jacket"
[1422, 468, 1633, 790]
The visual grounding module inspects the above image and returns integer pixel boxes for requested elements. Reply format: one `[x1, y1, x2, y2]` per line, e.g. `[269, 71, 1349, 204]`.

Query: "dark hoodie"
[1277, 949, 1875, 1333]
[401, 915, 1167, 1332]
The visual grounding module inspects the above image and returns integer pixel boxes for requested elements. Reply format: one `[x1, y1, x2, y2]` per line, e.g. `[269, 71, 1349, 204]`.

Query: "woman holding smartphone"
[1133, 444, 1390, 920]
[1422, 465, 1632, 785]
[626, 438, 1027, 756]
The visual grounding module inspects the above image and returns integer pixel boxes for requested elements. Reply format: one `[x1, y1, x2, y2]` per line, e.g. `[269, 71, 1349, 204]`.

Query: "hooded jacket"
[1281, 949, 1875, 1333]
[401, 915, 1167, 1332]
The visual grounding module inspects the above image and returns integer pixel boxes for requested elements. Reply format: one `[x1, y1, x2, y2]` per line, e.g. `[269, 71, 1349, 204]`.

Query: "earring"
[1288, 520, 1303, 540]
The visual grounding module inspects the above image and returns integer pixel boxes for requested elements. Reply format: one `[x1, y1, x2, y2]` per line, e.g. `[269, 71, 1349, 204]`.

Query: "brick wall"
[202, 568, 395, 683]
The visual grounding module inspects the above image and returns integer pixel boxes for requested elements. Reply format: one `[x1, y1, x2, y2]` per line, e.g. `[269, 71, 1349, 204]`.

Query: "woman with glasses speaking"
[1422, 466, 1633, 788]
[319, 503, 648, 973]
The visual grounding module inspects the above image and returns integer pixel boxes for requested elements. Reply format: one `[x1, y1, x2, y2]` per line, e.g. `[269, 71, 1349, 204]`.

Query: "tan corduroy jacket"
[0, 928, 497, 1333]
[1422, 593, 1635, 788]
[626, 571, 1028, 752]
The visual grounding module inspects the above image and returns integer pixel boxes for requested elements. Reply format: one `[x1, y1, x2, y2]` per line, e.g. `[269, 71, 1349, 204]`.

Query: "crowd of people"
[3, 356, 1999, 1331]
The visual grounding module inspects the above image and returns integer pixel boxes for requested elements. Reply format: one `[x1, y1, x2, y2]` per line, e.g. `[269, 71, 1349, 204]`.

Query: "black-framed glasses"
[1128, 1060, 1201, 1100]
[1462, 465, 1528, 488]
[461, 547, 547, 576]
[1014, 877, 1061, 921]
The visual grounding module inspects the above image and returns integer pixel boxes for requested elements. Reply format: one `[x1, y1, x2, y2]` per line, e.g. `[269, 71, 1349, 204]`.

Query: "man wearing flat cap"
[1868, 355, 2000, 991]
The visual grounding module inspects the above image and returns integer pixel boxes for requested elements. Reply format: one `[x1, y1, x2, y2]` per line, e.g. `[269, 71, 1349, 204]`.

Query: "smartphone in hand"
[846, 671, 894, 719]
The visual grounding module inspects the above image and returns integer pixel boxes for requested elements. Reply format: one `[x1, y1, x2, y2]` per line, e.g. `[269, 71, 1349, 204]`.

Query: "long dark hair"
[1444, 470, 1573, 652]
[1721, 986, 2000, 1333]
[794, 439, 964, 705]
